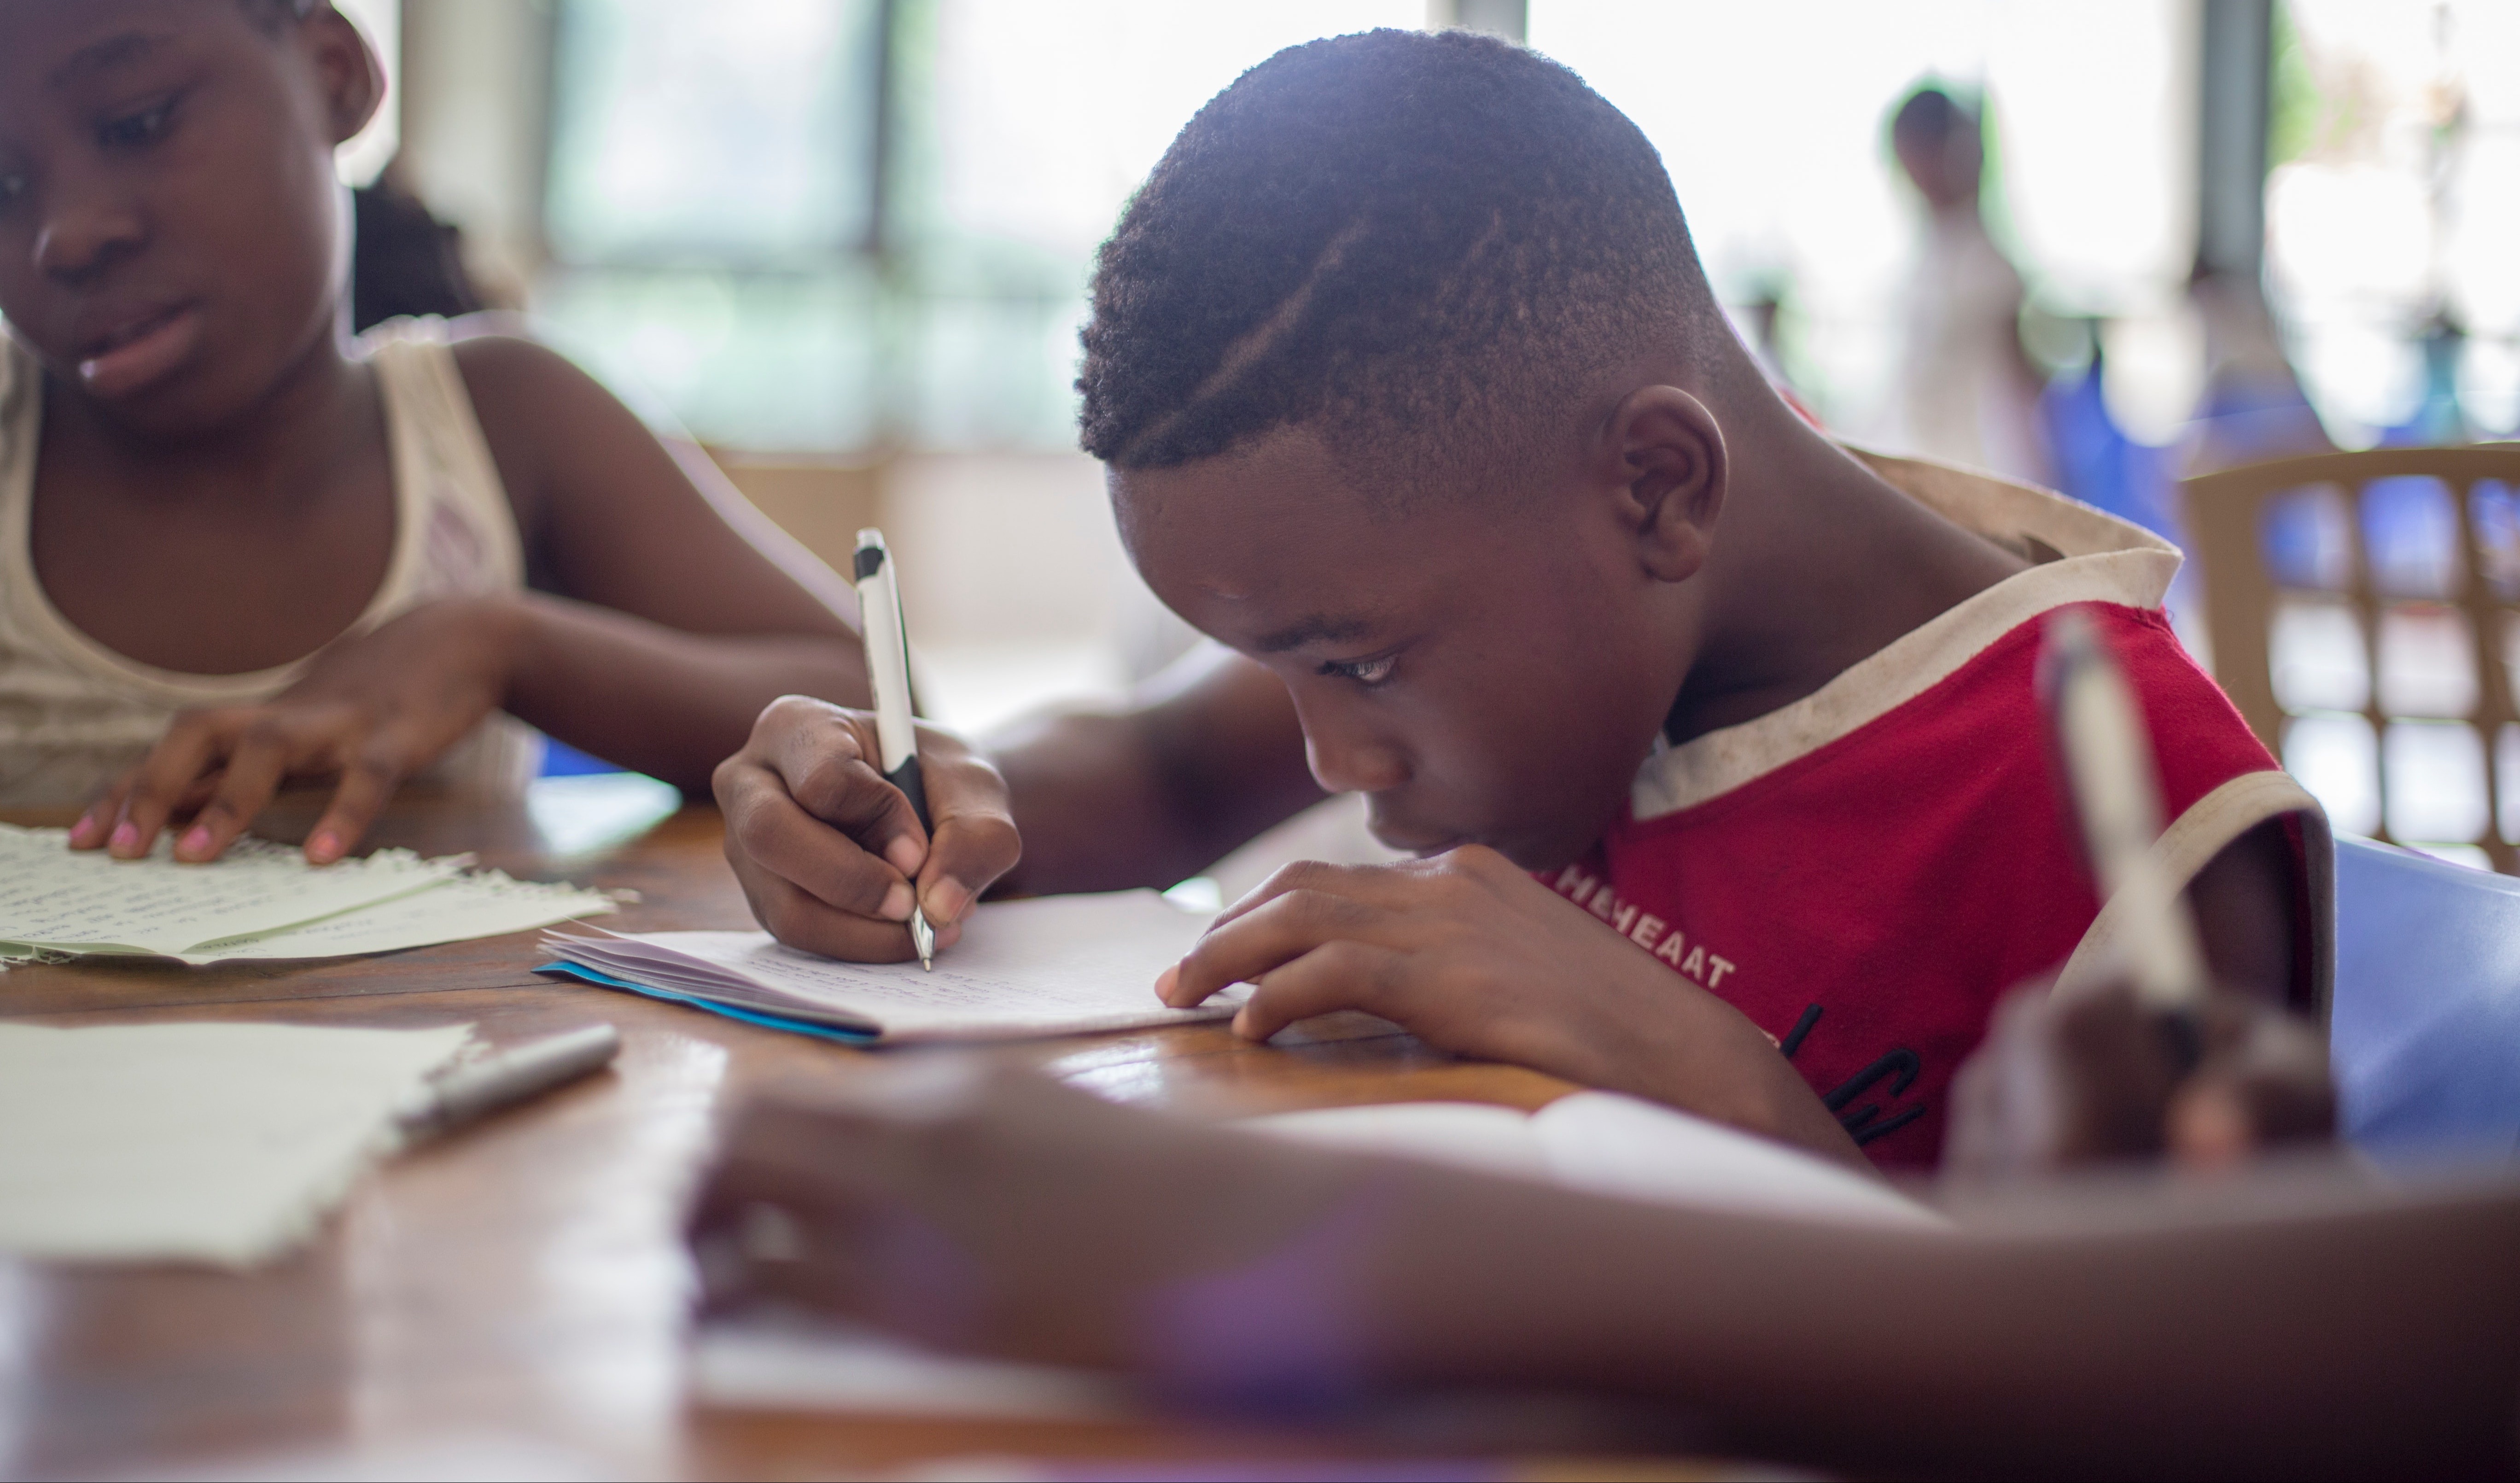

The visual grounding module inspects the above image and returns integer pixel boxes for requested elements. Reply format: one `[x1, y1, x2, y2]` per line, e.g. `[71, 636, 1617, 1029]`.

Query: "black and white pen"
[853, 529, 935, 970]
[2041, 609, 2209, 1048]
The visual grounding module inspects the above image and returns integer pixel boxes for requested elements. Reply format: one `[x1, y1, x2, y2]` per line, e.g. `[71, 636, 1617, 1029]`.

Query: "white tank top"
[0, 317, 539, 808]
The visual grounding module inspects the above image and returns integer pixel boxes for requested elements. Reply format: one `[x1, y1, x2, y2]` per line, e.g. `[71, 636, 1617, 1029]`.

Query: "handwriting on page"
[549, 890, 1242, 1042]
[0, 826, 455, 956]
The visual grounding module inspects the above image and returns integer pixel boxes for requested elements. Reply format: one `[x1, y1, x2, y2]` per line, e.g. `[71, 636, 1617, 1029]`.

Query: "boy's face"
[1114, 428, 1692, 872]
[0, 0, 376, 437]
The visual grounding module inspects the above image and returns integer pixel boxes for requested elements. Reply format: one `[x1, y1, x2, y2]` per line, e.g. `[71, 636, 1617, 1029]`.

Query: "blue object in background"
[2330, 835, 2520, 1161]
[539, 737, 627, 777]
[2039, 359, 2175, 537]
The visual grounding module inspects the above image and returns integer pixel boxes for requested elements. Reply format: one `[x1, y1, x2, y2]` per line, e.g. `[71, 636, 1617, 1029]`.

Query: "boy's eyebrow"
[48, 31, 169, 89]
[1252, 616, 1375, 654]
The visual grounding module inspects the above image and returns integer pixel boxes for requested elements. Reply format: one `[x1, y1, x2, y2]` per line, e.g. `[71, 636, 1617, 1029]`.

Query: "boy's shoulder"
[1634, 449, 2197, 823]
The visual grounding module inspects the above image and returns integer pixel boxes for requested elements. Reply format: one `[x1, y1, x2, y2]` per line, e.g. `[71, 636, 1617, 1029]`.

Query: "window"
[535, 0, 1419, 453]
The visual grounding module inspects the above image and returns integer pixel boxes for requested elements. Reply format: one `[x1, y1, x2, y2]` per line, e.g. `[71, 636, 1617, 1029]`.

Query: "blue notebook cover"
[537, 960, 879, 1044]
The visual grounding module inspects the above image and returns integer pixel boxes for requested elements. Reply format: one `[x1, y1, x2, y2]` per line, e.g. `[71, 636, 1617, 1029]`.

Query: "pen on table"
[394, 1023, 621, 1142]
[853, 528, 936, 970]
[2041, 609, 2210, 1062]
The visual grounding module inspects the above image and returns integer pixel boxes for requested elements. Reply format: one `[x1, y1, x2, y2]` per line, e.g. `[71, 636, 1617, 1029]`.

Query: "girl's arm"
[454, 328, 869, 788]
[78, 330, 872, 864]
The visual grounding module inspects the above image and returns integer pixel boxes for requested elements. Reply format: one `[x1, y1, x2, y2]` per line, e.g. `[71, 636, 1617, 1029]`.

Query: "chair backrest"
[2179, 444, 2520, 872]
[2331, 833, 2520, 1159]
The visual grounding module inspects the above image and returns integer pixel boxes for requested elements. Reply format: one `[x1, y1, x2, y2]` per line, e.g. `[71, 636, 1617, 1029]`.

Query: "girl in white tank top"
[0, 318, 538, 808]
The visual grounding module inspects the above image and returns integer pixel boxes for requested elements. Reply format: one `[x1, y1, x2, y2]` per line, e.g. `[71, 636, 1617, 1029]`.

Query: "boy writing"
[1, 0, 868, 861]
[710, 29, 2326, 1170]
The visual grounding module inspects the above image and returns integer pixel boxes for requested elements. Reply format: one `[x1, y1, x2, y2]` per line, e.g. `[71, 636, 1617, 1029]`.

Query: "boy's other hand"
[67, 597, 525, 866]
[1943, 979, 2336, 1181]
[1158, 846, 1871, 1169]
[714, 696, 1019, 962]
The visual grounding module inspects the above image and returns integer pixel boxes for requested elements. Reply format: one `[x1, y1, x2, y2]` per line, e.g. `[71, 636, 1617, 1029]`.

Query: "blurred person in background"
[2182, 263, 2335, 476]
[1888, 84, 2052, 489]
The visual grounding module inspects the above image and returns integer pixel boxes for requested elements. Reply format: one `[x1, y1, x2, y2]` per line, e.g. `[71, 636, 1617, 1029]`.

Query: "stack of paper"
[0, 1021, 473, 1264]
[543, 889, 1239, 1043]
[0, 824, 613, 964]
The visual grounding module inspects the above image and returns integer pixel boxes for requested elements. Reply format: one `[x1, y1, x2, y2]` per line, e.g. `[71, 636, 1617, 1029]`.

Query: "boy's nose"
[35, 184, 146, 285]
[1302, 722, 1411, 797]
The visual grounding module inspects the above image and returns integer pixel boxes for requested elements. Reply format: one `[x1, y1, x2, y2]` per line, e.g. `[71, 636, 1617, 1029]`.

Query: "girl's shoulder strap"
[359, 315, 525, 593]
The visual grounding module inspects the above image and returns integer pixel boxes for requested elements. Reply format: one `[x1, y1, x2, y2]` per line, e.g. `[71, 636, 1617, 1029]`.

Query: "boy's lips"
[76, 304, 204, 400]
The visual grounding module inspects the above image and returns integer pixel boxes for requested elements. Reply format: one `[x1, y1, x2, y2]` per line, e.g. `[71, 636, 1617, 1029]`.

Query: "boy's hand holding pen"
[710, 532, 1021, 965]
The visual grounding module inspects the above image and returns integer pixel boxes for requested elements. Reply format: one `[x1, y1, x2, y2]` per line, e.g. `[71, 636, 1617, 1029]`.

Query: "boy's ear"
[1601, 385, 1727, 585]
[298, 8, 385, 149]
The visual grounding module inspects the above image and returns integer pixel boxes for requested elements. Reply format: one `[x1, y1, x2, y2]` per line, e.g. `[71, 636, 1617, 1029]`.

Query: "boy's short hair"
[1077, 28, 1721, 494]
[239, 0, 320, 29]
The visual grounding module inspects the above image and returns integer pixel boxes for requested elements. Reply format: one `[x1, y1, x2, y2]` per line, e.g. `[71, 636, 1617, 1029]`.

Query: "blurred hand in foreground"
[1944, 978, 2335, 1181]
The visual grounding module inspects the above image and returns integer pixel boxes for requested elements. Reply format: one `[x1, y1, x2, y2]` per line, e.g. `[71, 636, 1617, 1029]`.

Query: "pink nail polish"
[110, 821, 139, 851]
[307, 830, 339, 861]
[180, 826, 212, 855]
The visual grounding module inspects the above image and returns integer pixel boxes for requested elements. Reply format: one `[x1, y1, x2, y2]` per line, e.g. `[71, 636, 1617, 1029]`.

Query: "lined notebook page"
[548, 890, 1242, 1042]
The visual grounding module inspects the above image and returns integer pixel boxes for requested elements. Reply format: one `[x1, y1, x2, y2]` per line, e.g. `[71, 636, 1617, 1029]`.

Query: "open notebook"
[541, 889, 1241, 1043]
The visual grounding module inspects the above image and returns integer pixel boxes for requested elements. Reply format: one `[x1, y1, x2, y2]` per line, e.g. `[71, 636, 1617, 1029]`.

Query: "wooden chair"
[2179, 444, 2520, 872]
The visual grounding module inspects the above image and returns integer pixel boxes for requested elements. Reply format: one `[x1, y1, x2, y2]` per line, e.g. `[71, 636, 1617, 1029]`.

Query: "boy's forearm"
[984, 651, 1325, 897]
[497, 593, 870, 792]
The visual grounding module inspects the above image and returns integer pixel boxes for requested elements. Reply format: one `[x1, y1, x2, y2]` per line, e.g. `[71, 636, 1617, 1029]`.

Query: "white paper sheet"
[182, 871, 614, 963]
[691, 1312, 1136, 1421]
[0, 1022, 472, 1265]
[1248, 1093, 1946, 1229]
[545, 890, 1243, 1042]
[0, 824, 457, 956]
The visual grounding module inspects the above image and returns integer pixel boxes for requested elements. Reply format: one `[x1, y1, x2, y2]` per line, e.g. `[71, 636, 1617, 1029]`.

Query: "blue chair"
[2331, 834, 2520, 1159]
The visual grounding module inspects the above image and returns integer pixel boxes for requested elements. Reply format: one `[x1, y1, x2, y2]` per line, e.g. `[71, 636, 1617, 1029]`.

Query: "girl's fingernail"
[110, 821, 140, 851]
[180, 826, 213, 856]
[879, 881, 914, 921]
[308, 830, 339, 861]
[884, 836, 924, 876]
[1154, 964, 1179, 1002]
[70, 814, 100, 844]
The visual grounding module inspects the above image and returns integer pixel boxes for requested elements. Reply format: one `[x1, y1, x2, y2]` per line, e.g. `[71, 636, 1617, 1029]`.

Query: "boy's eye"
[96, 96, 179, 150]
[1318, 654, 1398, 687]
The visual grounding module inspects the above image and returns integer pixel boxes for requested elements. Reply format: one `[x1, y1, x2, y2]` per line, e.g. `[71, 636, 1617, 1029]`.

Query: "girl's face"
[0, 0, 380, 439]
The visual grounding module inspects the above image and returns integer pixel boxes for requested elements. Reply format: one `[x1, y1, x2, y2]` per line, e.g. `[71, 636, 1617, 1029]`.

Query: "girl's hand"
[712, 696, 1021, 962]
[67, 596, 526, 864]
[1157, 847, 1870, 1170]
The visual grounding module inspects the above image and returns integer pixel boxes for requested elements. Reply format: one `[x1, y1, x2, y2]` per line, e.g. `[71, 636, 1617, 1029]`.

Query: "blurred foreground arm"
[692, 1064, 2518, 1480]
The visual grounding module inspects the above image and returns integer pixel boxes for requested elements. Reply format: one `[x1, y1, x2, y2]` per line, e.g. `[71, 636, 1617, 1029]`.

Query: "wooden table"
[0, 789, 1603, 1480]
